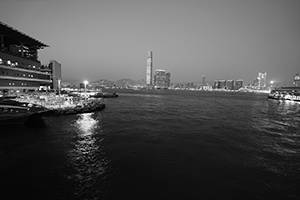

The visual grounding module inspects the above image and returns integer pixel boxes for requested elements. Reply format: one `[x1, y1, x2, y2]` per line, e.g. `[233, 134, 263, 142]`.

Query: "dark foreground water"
[0, 90, 300, 200]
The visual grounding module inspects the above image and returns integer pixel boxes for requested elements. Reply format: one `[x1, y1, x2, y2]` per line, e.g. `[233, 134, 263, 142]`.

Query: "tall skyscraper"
[146, 51, 153, 86]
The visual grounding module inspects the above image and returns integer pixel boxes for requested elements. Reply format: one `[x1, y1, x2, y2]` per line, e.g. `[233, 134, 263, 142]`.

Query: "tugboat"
[0, 98, 52, 125]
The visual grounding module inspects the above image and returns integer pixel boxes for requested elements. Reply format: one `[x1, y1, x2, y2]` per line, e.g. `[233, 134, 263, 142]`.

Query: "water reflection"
[68, 113, 109, 199]
[250, 99, 300, 175]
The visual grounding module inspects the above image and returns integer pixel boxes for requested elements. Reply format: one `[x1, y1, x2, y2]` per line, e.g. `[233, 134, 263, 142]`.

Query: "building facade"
[41, 60, 62, 90]
[202, 76, 206, 86]
[165, 72, 171, 88]
[146, 51, 153, 86]
[235, 79, 243, 90]
[293, 73, 300, 87]
[0, 21, 53, 93]
[258, 72, 267, 89]
[155, 69, 166, 88]
[214, 80, 226, 89]
[225, 80, 234, 90]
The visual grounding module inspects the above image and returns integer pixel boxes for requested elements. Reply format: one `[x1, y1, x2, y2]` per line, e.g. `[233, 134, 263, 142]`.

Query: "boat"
[268, 88, 300, 102]
[0, 99, 52, 125]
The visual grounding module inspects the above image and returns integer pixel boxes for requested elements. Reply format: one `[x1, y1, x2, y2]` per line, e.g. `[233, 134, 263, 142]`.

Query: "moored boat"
[0, 99, 52, 125]
[268, 88, 300, 102]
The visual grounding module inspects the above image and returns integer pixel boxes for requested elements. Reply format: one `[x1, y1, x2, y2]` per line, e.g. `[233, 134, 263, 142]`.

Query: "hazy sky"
[0, 0, 299, 85]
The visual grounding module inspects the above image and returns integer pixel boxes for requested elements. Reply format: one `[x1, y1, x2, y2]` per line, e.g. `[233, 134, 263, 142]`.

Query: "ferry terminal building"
[0, 21, 61, 96]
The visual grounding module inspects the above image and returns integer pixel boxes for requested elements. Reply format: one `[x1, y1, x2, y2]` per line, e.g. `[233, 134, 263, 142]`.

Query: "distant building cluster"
[252, 72, 267, 90]
[146, 51, 171, 88]
[153, 69, 171, 88]
[213, 79, 243, 90]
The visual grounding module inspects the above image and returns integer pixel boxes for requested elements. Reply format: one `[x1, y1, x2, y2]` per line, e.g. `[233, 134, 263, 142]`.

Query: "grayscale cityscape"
[0, 1, 299, 200]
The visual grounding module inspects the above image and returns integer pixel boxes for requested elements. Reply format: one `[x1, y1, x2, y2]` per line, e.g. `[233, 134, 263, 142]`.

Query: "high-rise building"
[202, 76, 206, 86]
[235, 79, 243, 90]
[293, 73, 300, 87]
[258, 72, 267, 89]
[146, 51, 153, 86]
[155, 69, 166, 88]
[226, 80, 234, 90]
[166, 72, 171, 88]
[214, 80, 226, 89]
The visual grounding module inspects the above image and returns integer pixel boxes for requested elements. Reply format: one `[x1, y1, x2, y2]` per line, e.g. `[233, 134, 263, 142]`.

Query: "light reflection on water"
[68, 113, 109, 199]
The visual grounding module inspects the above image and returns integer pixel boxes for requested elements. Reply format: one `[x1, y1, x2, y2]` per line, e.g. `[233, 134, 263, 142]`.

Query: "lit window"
[23, 74, 25, 76]
[7, 60, 11, 65]
[33, 66, 35, 68]
[0, 58, 2, 64]
[15, 62, 18, 66]
[9, 83, 11, 85]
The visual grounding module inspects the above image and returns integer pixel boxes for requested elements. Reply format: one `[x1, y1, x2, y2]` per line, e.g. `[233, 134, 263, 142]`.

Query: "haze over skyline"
[0, 0, 299, 85]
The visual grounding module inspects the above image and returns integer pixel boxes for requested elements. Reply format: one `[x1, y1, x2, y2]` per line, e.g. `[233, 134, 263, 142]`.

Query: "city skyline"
[0, 0, 299, 85]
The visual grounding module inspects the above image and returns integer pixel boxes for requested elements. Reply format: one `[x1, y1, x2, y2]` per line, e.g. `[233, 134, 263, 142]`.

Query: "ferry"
[268, 87, 300, 102]
[0, 98, 51, 125]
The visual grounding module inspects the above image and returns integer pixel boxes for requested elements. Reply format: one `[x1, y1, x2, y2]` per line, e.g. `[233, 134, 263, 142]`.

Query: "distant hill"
[91, 79, 115, 87]
[115, 78, 136, 87]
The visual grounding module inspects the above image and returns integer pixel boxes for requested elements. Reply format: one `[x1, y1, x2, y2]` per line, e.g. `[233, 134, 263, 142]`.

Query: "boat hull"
[268, 94, 300, 102]
[0, 114, 31, 125]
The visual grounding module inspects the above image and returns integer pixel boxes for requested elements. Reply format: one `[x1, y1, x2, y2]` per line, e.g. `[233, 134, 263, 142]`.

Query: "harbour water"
[0, 90, 299, 200]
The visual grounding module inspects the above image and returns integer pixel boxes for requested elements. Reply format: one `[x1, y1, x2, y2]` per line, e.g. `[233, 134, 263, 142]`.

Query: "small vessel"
[268, 89, 300, 102]
[0, 98, 51, 125]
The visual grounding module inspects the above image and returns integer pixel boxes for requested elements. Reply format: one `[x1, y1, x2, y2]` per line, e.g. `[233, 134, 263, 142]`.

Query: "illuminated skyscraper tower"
[146, 51, 153, 86]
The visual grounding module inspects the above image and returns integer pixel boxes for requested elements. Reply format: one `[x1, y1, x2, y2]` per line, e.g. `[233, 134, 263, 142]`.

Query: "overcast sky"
[0, 0, 299, 85]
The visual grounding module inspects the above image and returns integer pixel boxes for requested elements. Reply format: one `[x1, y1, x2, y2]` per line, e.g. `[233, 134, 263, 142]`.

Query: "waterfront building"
[214, 80, 226, 89]
[166, 72, 171, 88]
[155, 69, 166, 88]
[235, 79, 243, 90]
[257, 72, 267, 89]
[40, 60, 62, 90]
[202, 76, 206, 86]
[293, 73, 300, 87]
[0, 21, 54, 94]
[146, 51, 153, 86]
[225, 80, 234, 90]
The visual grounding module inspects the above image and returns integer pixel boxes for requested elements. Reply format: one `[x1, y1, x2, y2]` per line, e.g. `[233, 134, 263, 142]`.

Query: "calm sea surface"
[0, 90, 300, 200]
